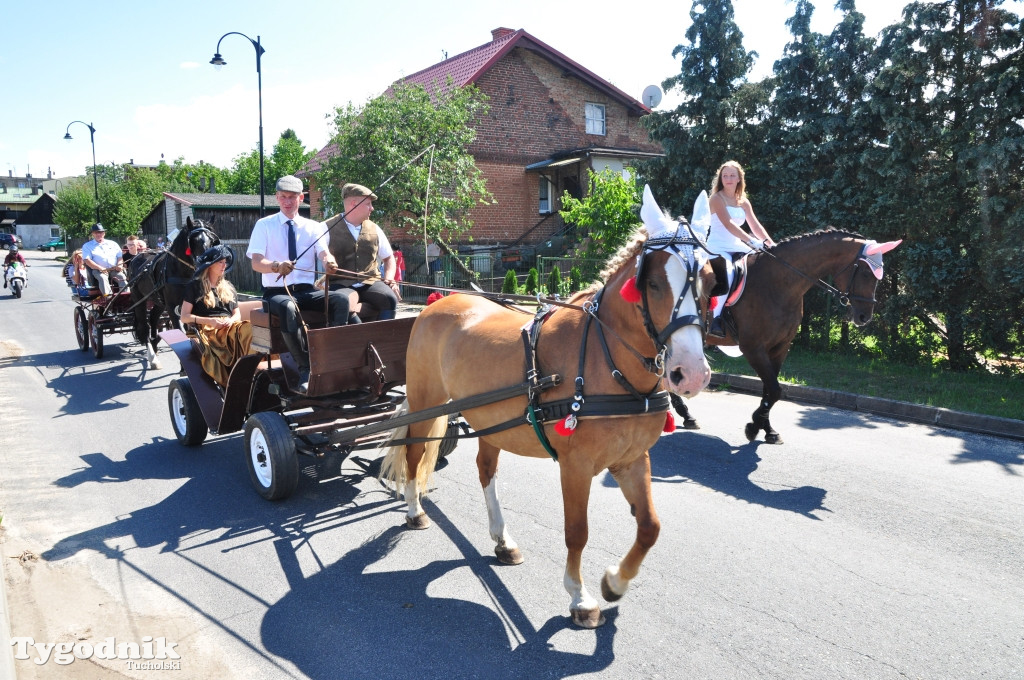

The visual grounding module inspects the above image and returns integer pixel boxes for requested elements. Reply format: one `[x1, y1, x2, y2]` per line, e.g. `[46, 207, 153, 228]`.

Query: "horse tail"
[378, 399, 445, 496]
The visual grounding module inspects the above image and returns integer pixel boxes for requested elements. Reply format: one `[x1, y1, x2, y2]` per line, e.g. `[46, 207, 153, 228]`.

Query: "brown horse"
[380, 186, 713, 628]
[677, 228, 901, 443]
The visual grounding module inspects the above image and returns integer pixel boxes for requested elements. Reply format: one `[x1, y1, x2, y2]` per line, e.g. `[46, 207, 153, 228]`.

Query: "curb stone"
[711, 373, 1024, 442]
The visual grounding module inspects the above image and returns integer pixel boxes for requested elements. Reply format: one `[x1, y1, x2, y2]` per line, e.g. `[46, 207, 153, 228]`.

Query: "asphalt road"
[1, 249, 1021, 679]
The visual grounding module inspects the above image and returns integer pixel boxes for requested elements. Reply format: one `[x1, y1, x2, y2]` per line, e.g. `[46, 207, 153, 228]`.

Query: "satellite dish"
[642, 85, 663, 109]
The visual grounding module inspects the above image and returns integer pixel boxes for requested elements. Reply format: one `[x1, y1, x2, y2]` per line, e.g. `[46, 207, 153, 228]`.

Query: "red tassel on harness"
[426, 291, 445, 305]
[554, 414, 577, 436]
[619, 277, 642, 303]
[663, 411, 676, 433]
[185, 247, 191, 256]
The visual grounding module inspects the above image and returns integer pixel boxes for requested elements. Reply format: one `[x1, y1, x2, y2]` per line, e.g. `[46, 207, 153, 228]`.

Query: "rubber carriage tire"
[437, 415, 462, 459]
[74, 307, 89, 351]
[244, 412, 299, 501]
[12, 280, 22, 298]
[168, 377, 208, 446]
[90, 316, 104, 359]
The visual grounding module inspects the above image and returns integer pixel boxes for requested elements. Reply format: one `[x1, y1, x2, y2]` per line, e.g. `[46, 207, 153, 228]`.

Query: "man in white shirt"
[246, 175, 350, 392]
[81, 223, 128, 296]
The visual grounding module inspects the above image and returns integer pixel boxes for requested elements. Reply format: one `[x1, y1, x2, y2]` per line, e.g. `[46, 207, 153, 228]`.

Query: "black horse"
[128, 217, 220, 369]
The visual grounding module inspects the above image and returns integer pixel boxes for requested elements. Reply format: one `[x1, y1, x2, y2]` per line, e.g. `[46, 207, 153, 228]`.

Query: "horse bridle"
[635, 231, 708, 354]
[759, 242, 879, 308]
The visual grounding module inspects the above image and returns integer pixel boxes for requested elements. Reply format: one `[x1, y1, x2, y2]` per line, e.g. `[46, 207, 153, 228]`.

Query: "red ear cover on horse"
[619, 277, 642, 303]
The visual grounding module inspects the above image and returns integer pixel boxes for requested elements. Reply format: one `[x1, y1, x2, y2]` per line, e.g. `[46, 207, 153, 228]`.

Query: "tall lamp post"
[63, 120, 101, 223]
[210, 32, 266, 217]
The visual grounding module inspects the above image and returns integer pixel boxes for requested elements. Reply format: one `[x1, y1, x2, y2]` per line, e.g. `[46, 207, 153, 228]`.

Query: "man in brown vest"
[322, 183, 400, 321]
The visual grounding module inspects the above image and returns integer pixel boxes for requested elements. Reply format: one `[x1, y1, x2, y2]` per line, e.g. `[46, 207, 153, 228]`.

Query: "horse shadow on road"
[635, 431, 829, 519]
[43, 438, 619, 679]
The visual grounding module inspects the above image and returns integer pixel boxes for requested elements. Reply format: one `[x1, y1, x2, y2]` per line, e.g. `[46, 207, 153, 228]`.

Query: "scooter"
[4, 261, 28, 298]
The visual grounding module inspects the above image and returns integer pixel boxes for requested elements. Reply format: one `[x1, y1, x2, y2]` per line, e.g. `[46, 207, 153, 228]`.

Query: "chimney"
[491, 27, 515, 41]
[47, 167, 52, 179]
[209, 177, 216, 194]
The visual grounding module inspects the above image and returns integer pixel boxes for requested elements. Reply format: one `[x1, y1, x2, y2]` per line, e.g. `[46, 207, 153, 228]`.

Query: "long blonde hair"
[199, 268, 237, 308]
[710, 160, 748, 204]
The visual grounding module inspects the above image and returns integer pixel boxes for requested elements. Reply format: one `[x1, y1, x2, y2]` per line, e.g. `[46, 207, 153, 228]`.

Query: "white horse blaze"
[663, 254, 711, 397]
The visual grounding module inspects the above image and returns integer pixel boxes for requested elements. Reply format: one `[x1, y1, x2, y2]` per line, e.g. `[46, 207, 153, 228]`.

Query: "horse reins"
[754, 243, 878, 307]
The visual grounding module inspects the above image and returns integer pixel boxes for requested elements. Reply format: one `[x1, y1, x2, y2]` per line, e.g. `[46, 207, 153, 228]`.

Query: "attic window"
[585, 103, 606, 136]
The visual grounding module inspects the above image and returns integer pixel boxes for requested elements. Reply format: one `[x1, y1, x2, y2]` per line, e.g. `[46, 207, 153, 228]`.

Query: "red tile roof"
[399, 28, 648, 115]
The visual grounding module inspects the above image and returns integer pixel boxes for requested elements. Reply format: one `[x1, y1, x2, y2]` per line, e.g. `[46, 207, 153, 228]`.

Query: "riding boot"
[280, 332, 310, 392]
[708, 316, 726, 338]
[376, 309, 396, 321]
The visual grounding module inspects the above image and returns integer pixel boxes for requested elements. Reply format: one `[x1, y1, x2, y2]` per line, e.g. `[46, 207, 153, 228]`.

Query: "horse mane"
[774, 226, 866, 247]
[581, 225, 648, 294]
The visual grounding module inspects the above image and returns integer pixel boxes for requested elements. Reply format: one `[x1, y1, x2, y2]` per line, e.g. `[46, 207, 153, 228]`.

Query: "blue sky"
[3, 0, 1014, 181]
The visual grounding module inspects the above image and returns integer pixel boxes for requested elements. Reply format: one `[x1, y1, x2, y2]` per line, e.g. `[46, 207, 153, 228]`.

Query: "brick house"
[301, 27, 662, 250]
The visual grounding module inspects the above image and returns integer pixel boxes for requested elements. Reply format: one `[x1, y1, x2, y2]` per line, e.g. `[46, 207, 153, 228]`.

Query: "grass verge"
[708, 346, 1024, 421]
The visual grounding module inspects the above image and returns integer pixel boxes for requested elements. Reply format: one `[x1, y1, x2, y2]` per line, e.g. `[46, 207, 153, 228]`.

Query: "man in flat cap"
[321, 182, 401, 321]
[246, 175, 350, 392]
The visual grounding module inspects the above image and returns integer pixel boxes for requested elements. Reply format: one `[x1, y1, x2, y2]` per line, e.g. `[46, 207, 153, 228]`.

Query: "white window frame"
[585, 103, 606, 136]
[539, 176, 554, 214]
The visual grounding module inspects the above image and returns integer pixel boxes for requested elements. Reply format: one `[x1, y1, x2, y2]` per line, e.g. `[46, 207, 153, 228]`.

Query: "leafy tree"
[53, 179, 99, 237]
[559, 168, 642, 268]
[226, 129, 314, 195]
[569, 266, 584, 293]
[315, 80, 492, 246]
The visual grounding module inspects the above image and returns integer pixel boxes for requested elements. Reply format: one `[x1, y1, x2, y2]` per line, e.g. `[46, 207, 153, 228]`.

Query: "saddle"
[709, 253, 751, 308]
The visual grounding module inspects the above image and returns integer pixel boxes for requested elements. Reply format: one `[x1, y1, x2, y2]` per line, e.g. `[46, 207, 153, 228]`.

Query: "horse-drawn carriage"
[71, 283, 172, 360]
[159, 305, 462, 500]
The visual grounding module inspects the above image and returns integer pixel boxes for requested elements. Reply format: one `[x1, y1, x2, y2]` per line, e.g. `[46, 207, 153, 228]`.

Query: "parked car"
[38, 237, 66, 252]
[0, 233, 23, 250]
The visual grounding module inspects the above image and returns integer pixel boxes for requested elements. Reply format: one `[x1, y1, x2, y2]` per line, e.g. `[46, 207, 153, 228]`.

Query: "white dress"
[705, 205, 751, 255]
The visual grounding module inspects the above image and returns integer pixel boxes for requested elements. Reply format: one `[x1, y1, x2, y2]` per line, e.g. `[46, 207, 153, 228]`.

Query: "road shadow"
[637, 432, 829, 519]
[42, 438, 617, 678]
[946, 434, 1023, 474]
[263, 504, 619, 679]
[1, 345, 168, 416]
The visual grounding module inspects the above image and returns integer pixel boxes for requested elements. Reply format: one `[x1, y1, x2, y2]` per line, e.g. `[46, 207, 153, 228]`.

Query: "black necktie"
[286, 219, 297, 261]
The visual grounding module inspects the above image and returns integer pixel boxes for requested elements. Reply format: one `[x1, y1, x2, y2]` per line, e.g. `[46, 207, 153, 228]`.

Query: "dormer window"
[585, 103, 606, 136]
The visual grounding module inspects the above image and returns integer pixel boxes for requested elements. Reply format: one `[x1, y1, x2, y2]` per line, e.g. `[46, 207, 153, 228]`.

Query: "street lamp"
[63, 120, 101, 223]
[210, 32, 266, 217]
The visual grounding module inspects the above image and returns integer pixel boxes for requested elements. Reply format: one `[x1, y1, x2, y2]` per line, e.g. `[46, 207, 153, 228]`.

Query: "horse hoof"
[765, 433, 783, 445]
[494, 546, 524, 565]
[744, 423, 759, 441]
[406, 514, 431, 530]
[570, 607, 605, 629]
[600, 573, 625, 603]
[150, 359, 161, 370]
[683, 419, 700, 430]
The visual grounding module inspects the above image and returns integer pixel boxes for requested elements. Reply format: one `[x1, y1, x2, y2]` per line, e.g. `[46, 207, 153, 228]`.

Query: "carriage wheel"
[168, 378, 208, 446]
[89, 316, 104, 359]
[74, 307, 89, 351]
[12, 279, 22, 298]
[244, 412, 298, 501]
[438, 415, 462, 459]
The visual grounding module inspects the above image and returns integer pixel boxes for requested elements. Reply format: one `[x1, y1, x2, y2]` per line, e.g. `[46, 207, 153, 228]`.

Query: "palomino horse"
[380, 186, 713, 628]
[128, 217, 219, 369]
[676, 228, 901, 443]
